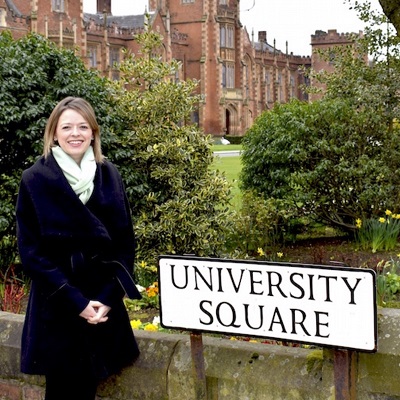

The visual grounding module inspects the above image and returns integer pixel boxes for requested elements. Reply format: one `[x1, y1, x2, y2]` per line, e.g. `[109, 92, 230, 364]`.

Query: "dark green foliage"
[240, 99, 400, 232]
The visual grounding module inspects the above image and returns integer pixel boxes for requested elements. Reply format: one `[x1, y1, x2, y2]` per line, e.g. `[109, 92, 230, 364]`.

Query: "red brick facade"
[0, 0, 360, 137]
[310, 29, 366, 101]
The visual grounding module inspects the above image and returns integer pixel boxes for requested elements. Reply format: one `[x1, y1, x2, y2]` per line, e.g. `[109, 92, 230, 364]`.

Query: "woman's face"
[54, 109, 93, 165]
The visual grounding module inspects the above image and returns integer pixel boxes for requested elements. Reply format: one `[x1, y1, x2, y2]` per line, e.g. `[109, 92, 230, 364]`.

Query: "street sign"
[158, 255, 377, 352]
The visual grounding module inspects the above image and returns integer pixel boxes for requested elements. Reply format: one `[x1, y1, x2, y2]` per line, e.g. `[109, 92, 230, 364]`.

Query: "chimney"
[258, 31, 267, 43]
[149, 0, 157, 12]
[97, 0, 111, 15]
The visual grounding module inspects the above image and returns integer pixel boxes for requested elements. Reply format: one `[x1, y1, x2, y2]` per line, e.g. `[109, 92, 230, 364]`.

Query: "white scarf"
[52, 146, 96, 204]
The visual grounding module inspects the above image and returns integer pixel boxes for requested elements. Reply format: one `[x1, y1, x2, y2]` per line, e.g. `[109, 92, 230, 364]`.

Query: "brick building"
[310, 28, 365, 101]
[0, 0, 360, 137]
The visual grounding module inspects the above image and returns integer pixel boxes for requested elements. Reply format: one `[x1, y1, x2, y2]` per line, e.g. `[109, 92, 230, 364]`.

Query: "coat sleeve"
[99, 161, 141, 300]
[16, 177, 90, 315]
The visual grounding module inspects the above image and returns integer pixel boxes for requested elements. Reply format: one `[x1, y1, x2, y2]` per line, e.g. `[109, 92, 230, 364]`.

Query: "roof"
[4, 0, 23, 17]
[254, 41, 282, 54]
[83, 12, 152, 30]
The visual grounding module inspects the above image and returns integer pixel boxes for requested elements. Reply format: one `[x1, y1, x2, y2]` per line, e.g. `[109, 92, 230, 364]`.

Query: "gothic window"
[265, 71, 271, 102]
[88, 47, 97, 68]
[227, 26, 234, 48]
[52, 0, 65, 12]
[278, 72, 282, 102]
[220, 26, 226, 47]
[222, 63, 234, 88]
[244, 63, 249, 98]
[109, 47, 120, 68]
[109, 47, 120, 80]
[290, 75, 295, 98]
[220, 25, 234, 49]
[222, 64, 226, 88]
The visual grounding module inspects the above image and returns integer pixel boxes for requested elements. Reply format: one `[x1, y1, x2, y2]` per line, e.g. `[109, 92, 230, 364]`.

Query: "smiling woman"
[16, 96, 142, 400]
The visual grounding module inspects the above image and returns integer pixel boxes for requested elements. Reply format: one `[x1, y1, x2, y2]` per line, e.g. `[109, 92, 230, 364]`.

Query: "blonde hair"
[43, 97, 104, 163]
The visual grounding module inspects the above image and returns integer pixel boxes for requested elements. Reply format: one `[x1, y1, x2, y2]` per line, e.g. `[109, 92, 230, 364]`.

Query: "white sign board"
[158, 256, 377, 352]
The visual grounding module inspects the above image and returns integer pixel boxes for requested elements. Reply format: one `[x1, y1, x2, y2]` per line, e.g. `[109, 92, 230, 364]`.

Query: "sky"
[83, 0, 383, 56]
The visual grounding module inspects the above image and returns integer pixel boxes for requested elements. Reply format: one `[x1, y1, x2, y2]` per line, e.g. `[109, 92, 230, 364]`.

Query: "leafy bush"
[240, 98, 400, 233]
[225, 190, 303, 258]
[103, 28, 236, 283]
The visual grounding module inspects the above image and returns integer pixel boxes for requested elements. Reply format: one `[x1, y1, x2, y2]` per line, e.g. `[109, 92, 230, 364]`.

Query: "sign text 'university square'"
[158, 256, 377, 352]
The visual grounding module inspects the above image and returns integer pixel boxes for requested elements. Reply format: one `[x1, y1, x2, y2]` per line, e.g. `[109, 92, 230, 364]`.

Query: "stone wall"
[0, 309, 399, 399]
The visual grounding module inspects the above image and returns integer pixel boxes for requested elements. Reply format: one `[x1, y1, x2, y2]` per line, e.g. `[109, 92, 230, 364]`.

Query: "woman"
[16, 97, 141, 400]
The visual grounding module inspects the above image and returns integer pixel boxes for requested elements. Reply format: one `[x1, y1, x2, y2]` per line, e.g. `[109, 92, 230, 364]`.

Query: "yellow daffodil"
[144, 324, 158, 332]
[130, 319, 142, 330]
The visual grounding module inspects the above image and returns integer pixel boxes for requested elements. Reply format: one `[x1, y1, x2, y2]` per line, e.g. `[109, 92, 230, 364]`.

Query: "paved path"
[213, 150, 241, 157]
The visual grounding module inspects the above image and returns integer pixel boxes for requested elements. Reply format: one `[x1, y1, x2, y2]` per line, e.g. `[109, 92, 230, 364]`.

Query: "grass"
[213, 144, 242, 152]
[212, 149, 242, 210]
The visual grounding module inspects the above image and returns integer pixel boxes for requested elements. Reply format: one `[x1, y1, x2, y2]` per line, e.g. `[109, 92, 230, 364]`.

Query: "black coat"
[16, 153, 141, 379]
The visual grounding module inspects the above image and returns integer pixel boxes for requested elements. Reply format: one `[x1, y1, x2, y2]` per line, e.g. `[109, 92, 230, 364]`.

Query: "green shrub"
[225, 190, 303, 258]
[106, 28, 235, 284]
[240, 98, 400, 233]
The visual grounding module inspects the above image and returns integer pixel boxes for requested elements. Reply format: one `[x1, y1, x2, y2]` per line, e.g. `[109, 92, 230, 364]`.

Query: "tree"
[377, 0, 400, 36]
[105, 27, 234, 284]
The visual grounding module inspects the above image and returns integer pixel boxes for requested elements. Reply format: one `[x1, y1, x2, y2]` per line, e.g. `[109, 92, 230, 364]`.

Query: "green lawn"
[212, 153, 242, 210]
[212, 144, 242, 152]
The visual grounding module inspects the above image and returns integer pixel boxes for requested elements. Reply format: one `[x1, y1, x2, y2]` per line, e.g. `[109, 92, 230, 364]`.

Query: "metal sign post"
[190, 331, 208, 400]
[334, 349, 357, 400]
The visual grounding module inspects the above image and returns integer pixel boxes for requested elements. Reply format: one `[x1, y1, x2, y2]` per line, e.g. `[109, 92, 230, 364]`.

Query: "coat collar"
[24, 154, 111, 241]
